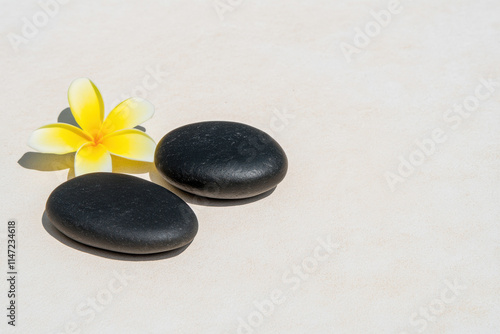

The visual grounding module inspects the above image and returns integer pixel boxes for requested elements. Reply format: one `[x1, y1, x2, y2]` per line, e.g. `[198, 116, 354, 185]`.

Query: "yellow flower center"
[92, 131, 105, 146]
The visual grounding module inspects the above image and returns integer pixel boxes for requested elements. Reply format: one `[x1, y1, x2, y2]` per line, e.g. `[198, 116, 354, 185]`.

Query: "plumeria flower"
[29, 78, 156, 176]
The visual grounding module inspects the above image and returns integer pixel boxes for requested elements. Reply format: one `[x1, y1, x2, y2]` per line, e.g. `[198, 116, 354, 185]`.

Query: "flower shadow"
[18, 152, 153, 180]
[111, 155, 153, 174]
[18, 152, 76, 179]
[57, 107, 80, 127]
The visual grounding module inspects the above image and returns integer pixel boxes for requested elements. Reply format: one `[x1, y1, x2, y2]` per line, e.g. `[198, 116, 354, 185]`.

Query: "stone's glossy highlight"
[45, 173, 198, 254]
[155, 121, 288, 199]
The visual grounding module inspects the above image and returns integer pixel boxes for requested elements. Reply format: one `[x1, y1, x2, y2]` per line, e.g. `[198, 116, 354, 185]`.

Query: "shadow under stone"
[42, 211, 191, 261]
[149, 168, 276, 207]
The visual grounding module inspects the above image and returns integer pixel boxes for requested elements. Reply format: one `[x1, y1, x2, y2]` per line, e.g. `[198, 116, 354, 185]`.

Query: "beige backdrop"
[1, 0, 499, 333]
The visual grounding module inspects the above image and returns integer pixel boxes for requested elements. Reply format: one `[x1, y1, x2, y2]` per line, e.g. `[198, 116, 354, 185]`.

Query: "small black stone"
[45, 173, 198, 255]
[154, 121, 288, 199]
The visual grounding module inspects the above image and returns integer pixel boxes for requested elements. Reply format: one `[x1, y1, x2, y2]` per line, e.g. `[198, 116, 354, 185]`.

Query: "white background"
[1, 0, 499, 333]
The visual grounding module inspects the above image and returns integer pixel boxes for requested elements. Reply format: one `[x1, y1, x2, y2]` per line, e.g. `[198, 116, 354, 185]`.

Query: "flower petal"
[74, 143, 112, 176]
[68, 78, 104, 135]
[101, 98, 154, 135]
[101, 129, 156, 162]
[29, 123, 92, 154]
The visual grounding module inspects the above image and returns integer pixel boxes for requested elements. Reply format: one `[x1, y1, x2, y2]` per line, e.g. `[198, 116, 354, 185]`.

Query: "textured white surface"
[1, 0, 500, 333]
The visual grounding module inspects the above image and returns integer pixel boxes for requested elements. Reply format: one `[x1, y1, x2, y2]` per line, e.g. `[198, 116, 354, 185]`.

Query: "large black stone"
[45, 173, 198, 254]
[155, 121, 288, 199]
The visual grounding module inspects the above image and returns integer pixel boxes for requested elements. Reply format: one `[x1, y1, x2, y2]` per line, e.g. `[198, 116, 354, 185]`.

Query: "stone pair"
[46, 121, 288, 255]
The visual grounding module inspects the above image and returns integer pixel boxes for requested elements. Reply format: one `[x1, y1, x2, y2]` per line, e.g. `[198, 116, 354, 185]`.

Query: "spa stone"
[45, 173, 198, 254]
[154, 121, 288, 199]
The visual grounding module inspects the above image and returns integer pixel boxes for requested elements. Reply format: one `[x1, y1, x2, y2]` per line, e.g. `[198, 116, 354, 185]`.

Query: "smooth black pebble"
[155, 121, 288, 199]
[45, 173, 198, 255]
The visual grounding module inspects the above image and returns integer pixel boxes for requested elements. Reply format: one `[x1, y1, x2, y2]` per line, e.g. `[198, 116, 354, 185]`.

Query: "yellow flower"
[29, 78, 156, 176]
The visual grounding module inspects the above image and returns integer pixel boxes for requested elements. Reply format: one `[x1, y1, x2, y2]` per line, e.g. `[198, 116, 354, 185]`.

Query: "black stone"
[45, 173, 198, 255]
[155, 121, 288, 199]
